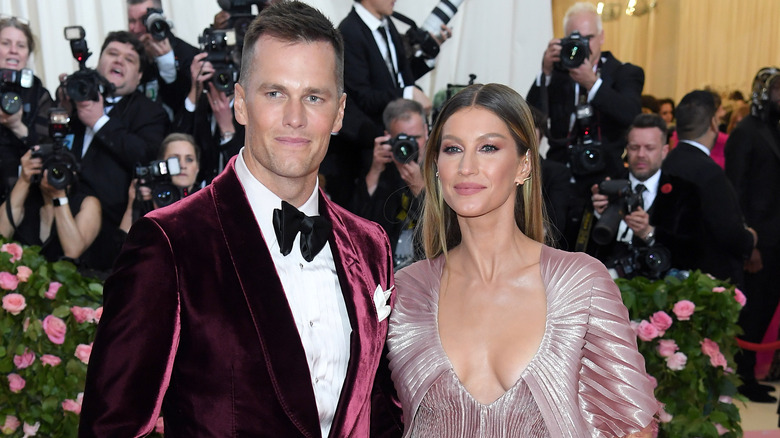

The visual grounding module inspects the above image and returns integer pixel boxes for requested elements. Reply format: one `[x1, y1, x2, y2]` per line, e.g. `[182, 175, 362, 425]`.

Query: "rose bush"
[618, 270, 744, 437]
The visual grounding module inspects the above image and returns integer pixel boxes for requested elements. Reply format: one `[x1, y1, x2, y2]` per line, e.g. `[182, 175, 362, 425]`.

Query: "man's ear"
[234, 82, 248, 126]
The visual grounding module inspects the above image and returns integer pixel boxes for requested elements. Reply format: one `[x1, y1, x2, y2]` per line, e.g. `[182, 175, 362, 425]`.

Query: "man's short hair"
[239, 1, 344, 93]
[675, 90, 717, 140]
[100, 31, 150, 74]
[126, 0, 162, 8]
[382, 99, 425, 131]
[629, 113, 668, 145]
[563, 2, 602, 34]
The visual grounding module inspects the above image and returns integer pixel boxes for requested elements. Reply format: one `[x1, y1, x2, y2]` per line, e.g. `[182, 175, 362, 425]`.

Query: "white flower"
[373, 284, 393, 322]
[22, 421, 40, 438]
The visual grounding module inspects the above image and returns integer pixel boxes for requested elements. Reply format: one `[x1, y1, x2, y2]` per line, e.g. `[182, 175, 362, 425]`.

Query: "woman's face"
[436, 107, 530, 220]
[164, 140, 200, 190]
[0, 27, 30, 70]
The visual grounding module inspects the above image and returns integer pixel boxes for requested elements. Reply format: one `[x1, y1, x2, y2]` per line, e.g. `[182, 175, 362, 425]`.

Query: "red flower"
[661, 183, 673, 194]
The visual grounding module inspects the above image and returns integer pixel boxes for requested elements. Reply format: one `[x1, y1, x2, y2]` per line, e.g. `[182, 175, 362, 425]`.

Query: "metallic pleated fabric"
[387, 246, 659, 437]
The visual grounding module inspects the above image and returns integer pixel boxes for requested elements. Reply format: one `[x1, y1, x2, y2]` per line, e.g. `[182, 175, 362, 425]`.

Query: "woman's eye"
[441, 145, 461, 154]
[480, 144, 498, 152]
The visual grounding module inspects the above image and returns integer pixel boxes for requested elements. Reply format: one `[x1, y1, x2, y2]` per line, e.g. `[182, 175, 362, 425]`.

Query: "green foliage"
[617, 271, 745, 437]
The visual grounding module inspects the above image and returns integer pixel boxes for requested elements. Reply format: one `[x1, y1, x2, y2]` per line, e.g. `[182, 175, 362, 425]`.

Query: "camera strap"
[574, 208, 594, 252]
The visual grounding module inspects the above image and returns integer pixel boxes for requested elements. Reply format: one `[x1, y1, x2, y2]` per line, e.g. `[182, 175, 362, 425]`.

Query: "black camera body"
[134, 157, 182, 208]
[31, 109, 80, 191]
[568, 103, 605, 176]
[555, 30, 591, 71]
[198, 28, 239, 95]
[143, 7, 171, 41]
[62, 26, 115, 102]
[217, 0, 268, 47]
[610, 245, 672, 279]
[0, 68, 33, 115]
[385, 133, 419, 163]
[592, 179, 643, 245]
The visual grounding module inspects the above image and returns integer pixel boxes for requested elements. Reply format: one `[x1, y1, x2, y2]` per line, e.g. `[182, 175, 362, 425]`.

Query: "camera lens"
[0, 91, 22, 115]
[47, 163, 73, 190]
[152, 183, 181, 208]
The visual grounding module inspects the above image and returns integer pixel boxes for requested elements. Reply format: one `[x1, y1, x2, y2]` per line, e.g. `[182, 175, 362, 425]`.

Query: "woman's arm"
[51, 194, 101, 259]
[0, 150, 39, 238]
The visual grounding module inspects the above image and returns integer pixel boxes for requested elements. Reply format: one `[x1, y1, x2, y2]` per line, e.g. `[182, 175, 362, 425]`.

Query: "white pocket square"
[373, 284, 394, 322]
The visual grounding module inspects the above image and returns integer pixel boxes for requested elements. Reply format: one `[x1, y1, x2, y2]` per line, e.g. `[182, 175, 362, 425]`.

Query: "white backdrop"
[0, 0, 552, 103]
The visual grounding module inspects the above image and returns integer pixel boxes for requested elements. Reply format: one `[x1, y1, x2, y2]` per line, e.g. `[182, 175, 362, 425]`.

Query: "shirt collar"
[354, 3, 387, 32]
[679, 139, 711, 156]
[630, 168, 661, 195]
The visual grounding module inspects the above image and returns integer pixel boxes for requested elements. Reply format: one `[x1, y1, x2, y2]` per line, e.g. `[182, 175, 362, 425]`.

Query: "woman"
[0, 16, 53, 202]
[119, 133, 201, 232]
[386, 84, 658, 437]
[0, 148, 101, 262]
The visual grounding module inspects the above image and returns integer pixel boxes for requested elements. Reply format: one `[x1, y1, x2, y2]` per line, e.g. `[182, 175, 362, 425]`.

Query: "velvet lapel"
[212, 162, 320, 438]
[320, 192, 383, 438]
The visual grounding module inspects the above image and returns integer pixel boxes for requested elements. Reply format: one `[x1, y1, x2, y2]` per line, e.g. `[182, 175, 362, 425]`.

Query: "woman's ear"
[515, 150, 532, 185]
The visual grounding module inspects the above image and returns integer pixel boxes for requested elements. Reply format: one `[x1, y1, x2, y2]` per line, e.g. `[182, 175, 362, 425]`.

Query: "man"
[662, 90, 756, 287]
[64, 31, 169, 271]
[725, 68, 780, 403]
[351, 99, 427, 269]
[589, 113, 699, 278]
[79, 3, 402, 437]
[127, 0, 198, 114]
[527, 2, 644, 189]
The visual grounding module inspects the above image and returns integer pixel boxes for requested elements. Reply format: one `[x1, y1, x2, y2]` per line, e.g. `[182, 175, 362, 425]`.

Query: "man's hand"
[56, 72, 74, 115]
[76, 95, 105, 129]
[590, 182, 609, 215]
[411, 87, 432, 115]
[395, 160, 424, 197]
[745, 248, 763, 273]
[190, 52, 215, 85]
[568, 57, 598, 91]
[624, 207, 652, 239]
[207, 84, 234, 136]
[139, 33, 173, 58]
[432, 24, 453, 46]
[541, 38, 562, 77]
[366, 135, 393, 196]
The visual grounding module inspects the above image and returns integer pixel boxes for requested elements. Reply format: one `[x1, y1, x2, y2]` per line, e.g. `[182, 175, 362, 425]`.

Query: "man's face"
[564, 12, 603, 66]
[659, 102, 674, 124]
[626, 127, 668, 181]
[361, 0, 396, 19]
[128, 0, 155, 37]
[97, 41, 144, 96]
[388, 112, 428, 161]
[234, 36, 346, 194]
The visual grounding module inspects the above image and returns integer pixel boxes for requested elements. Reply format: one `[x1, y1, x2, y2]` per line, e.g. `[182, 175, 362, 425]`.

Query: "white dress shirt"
[617, 169, 661, 243]
[235, 150, 351, 438]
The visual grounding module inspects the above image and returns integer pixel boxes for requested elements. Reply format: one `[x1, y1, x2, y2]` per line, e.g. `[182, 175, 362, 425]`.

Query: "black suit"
[725, 113, 780, 384]
[527, 52, 644, 184]
[72, 91, 169, 270]
[662, 141, 753, 285]
[139, 36, 199, 116]
[587, 170, 701, 276]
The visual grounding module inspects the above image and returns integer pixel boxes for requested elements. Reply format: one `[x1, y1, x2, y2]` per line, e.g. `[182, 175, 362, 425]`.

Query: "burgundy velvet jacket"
[79, 158, 403, 437]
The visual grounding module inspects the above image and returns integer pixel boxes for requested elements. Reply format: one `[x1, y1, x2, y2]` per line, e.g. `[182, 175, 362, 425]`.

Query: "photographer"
[127, 0, 198, 115]
[0, 148, 100, 262]
[527, 2, 644, 190]
[588, 114, 699, 279]
[119, 133, 201, 233]
[351, 98, 427, 269]
[0, 17, 53, 203]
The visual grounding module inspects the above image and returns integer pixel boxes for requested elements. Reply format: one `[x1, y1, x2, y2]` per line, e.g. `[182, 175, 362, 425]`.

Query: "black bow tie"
[272, 200, 331, 262]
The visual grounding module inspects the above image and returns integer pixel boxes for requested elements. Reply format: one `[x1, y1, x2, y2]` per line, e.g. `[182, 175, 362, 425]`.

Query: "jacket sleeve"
[590, 63, 645, 128]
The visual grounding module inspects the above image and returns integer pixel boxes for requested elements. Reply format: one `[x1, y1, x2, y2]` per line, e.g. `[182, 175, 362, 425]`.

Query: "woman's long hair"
[419, 83, 547, 259]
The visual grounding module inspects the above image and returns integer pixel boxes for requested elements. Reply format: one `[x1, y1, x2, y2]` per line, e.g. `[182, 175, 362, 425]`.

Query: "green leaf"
[52, 305, 71, 318]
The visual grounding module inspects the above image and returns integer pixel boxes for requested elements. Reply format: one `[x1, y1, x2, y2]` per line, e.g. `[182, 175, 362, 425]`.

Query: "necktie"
[272, 200, 332, 262]
[378, 25, 399, 87]
[634, 183, 647, 210]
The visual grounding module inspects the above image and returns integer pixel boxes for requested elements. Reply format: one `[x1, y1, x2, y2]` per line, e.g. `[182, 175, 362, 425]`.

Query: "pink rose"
[0, 272, 19, 290]
[1, 415, 20, 434]
[155, 417, 165, 434]
[658, 406, 673, 423]
[13, 349, 35, 369]
[672, 300, 696, 320]
[734, 288, 747, 307]
[71, 306, 96, 324]
[700, 338, 721, 357]
[7, 373, 25, 392]
[656, 339, 679, 357]
[15, 266, 32, 282]
[40, 354, 62, 367]
[2, 243, 23, 263]
[94, 306, 103, 323]
[636, 320, 660, 342]
[45, 281, 62, 300]
[715, 423, 729, 435]
[42, 315, 67, 344]
[650, 311, 673, 332]
[709, 352, 728, 368]
[712, 286, 726, 293]
[665, 352, 687, 370]
[74, 343, 92, 364]
[62, 399, 81, 415]
[719, 395, 733, 404]
[22, 421, 40, 438]
[2, 293, 26, 315]
[646, 374, 658, 389]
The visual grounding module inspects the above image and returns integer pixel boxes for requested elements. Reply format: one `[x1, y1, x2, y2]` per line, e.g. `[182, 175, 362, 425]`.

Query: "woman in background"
[386, 83, 657, 437]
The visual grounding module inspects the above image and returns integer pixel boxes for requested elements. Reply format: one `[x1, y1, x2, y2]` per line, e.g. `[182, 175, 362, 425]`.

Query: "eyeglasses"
[0, 15, 30, 27]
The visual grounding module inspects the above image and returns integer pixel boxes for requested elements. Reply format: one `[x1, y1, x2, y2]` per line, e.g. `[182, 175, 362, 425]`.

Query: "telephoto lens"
[422, 0, 464, 36]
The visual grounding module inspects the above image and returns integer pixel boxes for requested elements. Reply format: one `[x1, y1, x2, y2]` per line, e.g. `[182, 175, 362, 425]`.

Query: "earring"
[435, 171, 439, 178]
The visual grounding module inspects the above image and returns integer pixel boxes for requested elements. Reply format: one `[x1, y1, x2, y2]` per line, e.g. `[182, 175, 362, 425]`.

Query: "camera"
[386, 133, 419, 163]
[134, 157, 182, 208]
[421, 0, 463, 40]
[392, 0, 463, 61]
[555, 30, 591, 71]
[592, 179, 643, 245]
[217, 0, 268, 46]
[31, 109, 80, 190]
[0, 68, 33, 115]
[198, 28, 239, 95]
[142, 7, 172, 41]
[610, 245, 672, 279]
[62, 26, 115, 102]
[568, 103, 605, 176]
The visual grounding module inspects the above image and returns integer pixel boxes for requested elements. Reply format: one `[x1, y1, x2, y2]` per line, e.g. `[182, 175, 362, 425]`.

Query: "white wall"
[1, 0, 552, 102]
